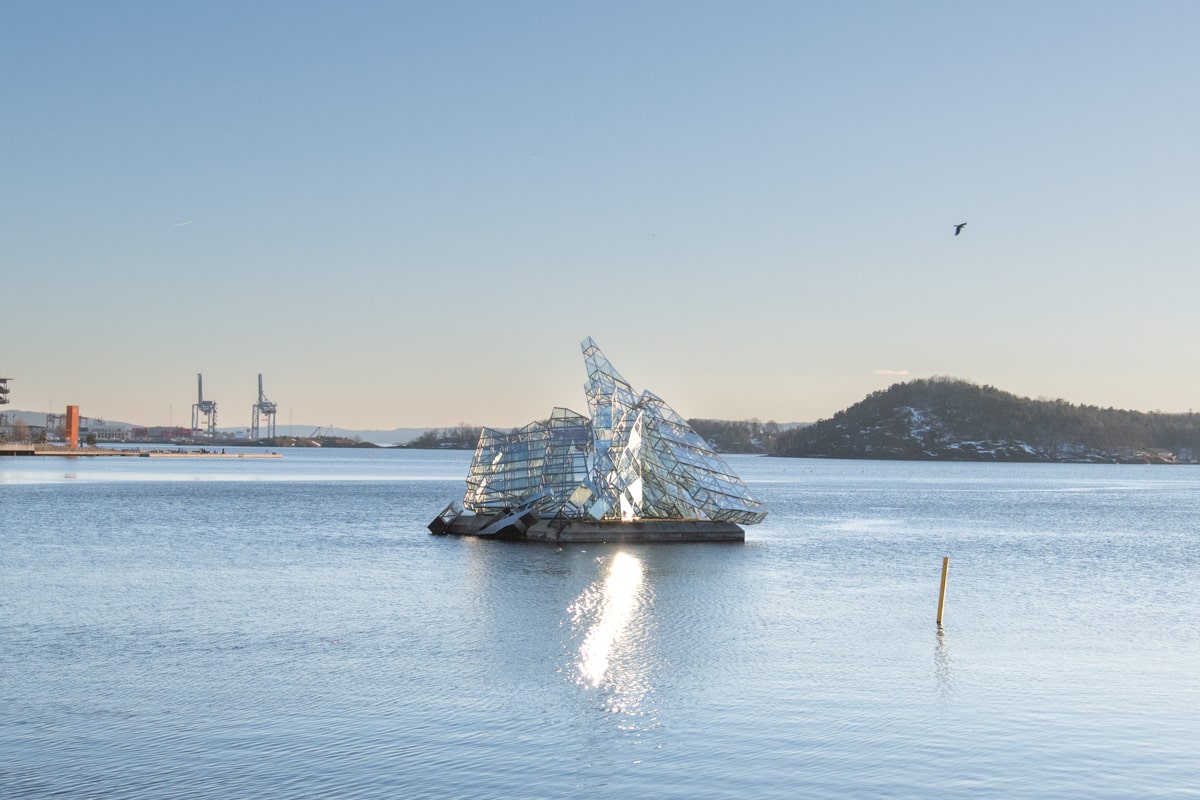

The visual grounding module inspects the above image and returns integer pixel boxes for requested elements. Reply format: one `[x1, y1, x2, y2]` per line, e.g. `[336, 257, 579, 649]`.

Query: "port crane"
[191, 373, 217, 436]
[250, 374, 278, 440]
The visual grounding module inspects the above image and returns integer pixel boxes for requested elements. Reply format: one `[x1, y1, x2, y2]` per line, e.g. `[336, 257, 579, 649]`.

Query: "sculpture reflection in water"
[568, 552, 655, 725]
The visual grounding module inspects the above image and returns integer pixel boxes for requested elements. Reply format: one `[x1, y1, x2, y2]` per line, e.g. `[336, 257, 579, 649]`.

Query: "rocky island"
[772, 378, 1199, 464]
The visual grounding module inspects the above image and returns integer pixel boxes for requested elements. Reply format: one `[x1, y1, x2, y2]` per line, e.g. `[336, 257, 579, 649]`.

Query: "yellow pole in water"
[936, 556, 950, 626]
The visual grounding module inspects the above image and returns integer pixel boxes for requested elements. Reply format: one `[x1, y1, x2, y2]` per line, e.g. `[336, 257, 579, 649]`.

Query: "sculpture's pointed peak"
[581, 337, 630, 387]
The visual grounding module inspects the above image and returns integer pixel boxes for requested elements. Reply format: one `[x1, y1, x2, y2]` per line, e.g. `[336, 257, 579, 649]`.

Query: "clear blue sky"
[4, 2, 1197, 429]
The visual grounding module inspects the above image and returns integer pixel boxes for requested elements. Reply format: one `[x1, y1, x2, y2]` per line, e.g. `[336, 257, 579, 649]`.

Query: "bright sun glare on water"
[572, 552, 645, 689]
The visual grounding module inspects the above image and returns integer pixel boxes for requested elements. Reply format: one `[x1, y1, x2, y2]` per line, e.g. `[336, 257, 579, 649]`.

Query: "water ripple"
[3, 454, 1199, 798]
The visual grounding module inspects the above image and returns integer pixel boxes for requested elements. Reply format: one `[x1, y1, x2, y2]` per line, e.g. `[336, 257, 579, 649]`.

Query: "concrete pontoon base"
[437, 514, 744, 543]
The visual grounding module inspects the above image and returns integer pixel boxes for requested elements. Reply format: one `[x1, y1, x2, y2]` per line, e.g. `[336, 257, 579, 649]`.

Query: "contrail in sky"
[171, 220, 194, 228]
[873, 369, 909, 376]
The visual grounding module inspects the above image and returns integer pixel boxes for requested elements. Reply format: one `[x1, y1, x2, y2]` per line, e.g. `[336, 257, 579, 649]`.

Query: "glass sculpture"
[464, 338, 767, 525]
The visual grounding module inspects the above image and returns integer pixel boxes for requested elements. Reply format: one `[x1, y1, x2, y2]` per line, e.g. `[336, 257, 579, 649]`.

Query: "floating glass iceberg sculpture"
[464, 338, 766, 525]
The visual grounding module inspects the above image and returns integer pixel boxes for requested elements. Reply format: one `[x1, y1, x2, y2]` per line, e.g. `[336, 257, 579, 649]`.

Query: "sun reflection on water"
[567, 551, 658, 732]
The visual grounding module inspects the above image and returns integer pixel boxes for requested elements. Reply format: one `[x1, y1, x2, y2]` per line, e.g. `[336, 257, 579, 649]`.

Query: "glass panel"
[461, 339, 766, 524]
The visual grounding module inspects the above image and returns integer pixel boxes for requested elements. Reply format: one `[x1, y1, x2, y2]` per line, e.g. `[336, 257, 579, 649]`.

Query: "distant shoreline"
[0, 444, 281, 459]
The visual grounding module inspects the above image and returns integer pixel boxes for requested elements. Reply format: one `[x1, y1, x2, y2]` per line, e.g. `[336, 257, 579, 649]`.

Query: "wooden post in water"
[936, 556, 949, 626]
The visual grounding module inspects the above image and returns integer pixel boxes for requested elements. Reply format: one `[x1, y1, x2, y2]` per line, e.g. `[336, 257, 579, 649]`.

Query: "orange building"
[65, 405, 80, 449]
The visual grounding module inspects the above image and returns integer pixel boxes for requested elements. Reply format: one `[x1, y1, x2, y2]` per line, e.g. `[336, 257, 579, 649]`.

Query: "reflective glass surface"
[463, 339, 766, 524]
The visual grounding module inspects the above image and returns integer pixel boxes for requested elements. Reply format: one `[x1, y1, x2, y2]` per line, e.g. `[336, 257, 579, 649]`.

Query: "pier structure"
[191, 373, 217, 436]
[0, 444, 281, 458]
[250, 373, 277, 440]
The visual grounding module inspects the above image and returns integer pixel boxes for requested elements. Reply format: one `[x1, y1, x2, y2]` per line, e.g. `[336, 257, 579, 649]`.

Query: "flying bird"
[954, 222, 967, 236]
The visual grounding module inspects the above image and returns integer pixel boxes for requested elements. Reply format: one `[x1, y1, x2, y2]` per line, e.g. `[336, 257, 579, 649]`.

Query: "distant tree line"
[405, 424, 483, 449]
[398, 379, 1200, 463]
[402, 420, 787, 454]
[687, 418, 786, 454]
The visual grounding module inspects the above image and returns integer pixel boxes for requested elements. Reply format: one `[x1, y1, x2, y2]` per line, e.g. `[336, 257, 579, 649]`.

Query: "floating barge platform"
[429, 504, 744, 544]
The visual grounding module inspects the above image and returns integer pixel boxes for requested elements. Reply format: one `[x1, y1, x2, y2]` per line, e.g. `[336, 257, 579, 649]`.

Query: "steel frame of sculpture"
[463, 338, 767, 525]
[465, 408, 591, 515]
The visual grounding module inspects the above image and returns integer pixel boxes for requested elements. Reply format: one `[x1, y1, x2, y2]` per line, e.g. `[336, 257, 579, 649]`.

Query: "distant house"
[79, 424, 130, 442]
[134, 426, 194, 442]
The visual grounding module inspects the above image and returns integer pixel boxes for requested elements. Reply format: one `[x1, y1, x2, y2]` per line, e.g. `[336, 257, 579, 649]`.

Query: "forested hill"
[772, 378, 1200, 463]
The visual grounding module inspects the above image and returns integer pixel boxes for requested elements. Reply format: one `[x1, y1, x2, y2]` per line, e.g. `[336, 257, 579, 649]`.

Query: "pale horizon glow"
[3, 4, 1198, 429]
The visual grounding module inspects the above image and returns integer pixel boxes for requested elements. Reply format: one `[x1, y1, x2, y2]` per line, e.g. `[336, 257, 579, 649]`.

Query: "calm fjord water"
[2, 450, 1197, 798]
